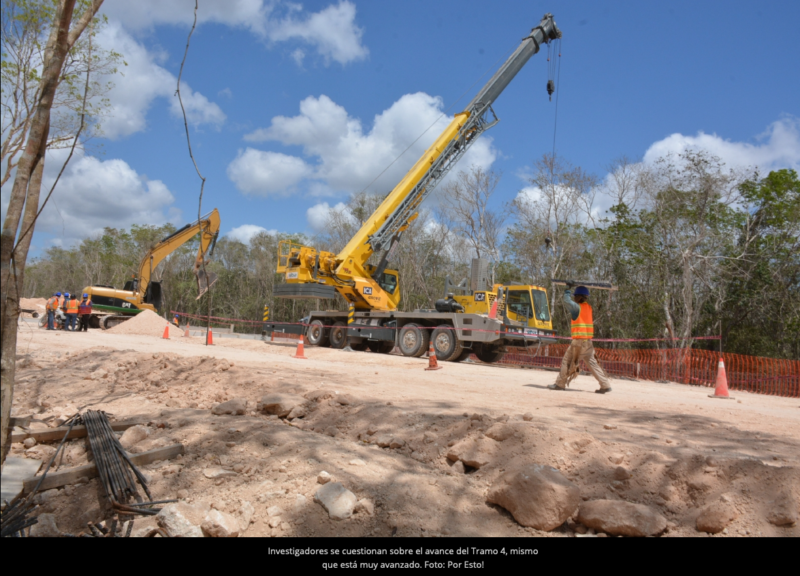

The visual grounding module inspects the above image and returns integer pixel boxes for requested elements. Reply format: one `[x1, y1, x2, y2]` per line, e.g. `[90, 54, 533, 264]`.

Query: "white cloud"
[101, 0, 368, 66]
[226, 224, 276, 244]
[96, 21, 226, 139]
[1, 148, 179, 245]
[306, 201, 351, 231]
[643, 116, 800, 172]
[238, 92, 497, 197]
[227, 148, 312, 195]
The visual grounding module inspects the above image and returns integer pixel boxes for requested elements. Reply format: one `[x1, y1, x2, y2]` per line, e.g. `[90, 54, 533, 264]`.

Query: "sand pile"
[20, 298, 47, 315]
[108, 309, 181, 337]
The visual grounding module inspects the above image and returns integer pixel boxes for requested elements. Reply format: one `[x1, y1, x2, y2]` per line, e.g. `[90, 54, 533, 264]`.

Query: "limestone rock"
[211, 398, 247, 416]
[608, 453, 625, 465]
[450, 460, 466, 474]
[314, 482, 357, 520]
[487, 464, 581, 531]
[578, 500, 667, 537]
[485, 423, 516, 441]
[257, 393, 307, 417]
[349, 458, 366, 467]
[334, 394, 354, 405]
[613, 466, 632, 480]
[119, 425, 149, 449]
[203, 467, 237, 479]
[423, 432, 437, 444]
[287, 405, 307, 420]
[375, 435, 393, 448]
[201, 509, 240, 537]
[522, 413, 534, 421]
[696, 496, 739, 534]
[267, 505, 284, 518]
[156, 503, 207, 537]
[238, 501, 255, 527]
[355, 498, 374, 516]
[30, 513, 61, 537]
[23, 437, 37, 449]
[305, 389, 334, 402]
[389, 438, 405, 449]
[767, 494, 798, 526]
[325, 426, 340, 437]
[446, 437, 497, 468]
[317, 471, 332, 484]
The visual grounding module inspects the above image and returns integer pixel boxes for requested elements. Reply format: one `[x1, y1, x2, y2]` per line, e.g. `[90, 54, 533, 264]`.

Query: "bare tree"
[436, 166, 506, 288]
[1, 0, 104, 466]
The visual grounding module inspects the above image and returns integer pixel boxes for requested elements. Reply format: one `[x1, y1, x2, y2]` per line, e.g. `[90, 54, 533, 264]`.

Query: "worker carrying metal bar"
[548, 282, 612, 393]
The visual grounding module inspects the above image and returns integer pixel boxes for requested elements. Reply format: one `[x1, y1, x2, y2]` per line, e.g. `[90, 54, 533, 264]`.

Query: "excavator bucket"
[196, 269, 218, 299]
[194, 256, 218, 299]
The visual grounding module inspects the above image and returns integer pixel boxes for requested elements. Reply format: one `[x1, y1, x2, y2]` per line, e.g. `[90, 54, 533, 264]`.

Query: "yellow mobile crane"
[82, 209, 220, 329]
[268, 14, 561, 362]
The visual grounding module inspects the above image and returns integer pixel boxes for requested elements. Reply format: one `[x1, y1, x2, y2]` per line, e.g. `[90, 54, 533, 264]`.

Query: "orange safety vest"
[66, 298, 79, 313]
[571, 302, 594, 339]
[47, 297, 59, 310]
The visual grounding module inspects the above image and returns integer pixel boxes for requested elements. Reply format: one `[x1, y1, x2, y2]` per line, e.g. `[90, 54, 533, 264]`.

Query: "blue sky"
[4, 0, 799, 252]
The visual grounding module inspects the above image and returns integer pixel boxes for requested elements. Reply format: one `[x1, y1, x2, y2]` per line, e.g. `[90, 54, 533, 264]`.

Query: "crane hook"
[546, 79, 555, 101]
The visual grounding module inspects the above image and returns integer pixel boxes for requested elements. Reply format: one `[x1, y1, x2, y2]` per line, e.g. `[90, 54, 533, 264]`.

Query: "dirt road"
[8, 322, 800, 537]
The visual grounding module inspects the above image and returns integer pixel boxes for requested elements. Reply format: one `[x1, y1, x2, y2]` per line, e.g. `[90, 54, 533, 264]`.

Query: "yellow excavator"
[266, 15, 561, 362]
[83, 209, 220, 329]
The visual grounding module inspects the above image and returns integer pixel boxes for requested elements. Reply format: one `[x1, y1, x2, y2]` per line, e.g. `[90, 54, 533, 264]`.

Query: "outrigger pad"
[274, 283, 337, 299]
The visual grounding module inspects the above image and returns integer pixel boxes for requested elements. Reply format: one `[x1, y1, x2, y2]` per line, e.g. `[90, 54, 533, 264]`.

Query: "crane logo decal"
[362, 287, 373, 295]
[475, 293, 486, 302]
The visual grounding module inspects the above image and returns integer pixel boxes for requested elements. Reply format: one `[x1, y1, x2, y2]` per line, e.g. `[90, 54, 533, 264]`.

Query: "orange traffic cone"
[293, 335, 308, 359]
[709, 357, 733, 399]
[207, 329, 214, 346]
[162, 325, 170, 339]
[270, 331, 274, 342]
[184, 323, 190, 337]
[425, 342, 442, 371]
[488, 300, 498, 319]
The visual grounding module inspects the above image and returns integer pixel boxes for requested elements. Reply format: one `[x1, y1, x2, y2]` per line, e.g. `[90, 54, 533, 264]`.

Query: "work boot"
[547, 384, 566, 391]
[595, 388, 612, 394]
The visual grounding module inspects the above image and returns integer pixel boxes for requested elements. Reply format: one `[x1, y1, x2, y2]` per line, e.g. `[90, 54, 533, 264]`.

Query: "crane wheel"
[398, 323, 430, 357]
[306, 319, 329, 347]
[329, 321, 348, 349]
[431, 324, 463, 362]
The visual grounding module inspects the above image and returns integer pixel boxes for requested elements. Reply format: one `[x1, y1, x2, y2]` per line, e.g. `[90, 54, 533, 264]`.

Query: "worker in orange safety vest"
[65, 293, 79, 331]
[548, 283, 612, 393]
[46, 292, 60, 330]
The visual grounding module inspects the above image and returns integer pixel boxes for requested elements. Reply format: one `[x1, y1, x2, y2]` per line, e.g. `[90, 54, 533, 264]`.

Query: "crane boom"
[277, 14, 561, 311]
[365, 13, 561, 257]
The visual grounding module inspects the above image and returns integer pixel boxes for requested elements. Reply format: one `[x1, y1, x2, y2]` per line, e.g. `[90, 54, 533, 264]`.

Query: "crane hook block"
[546, 79, 555, 101]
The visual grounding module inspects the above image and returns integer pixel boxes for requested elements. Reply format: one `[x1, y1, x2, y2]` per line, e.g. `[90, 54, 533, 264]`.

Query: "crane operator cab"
[504, 286, 551, 326]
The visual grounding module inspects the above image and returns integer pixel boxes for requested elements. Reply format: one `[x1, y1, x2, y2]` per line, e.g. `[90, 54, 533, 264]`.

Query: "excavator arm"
[139, 208, 221, 300]
[277, 14, 561, 311]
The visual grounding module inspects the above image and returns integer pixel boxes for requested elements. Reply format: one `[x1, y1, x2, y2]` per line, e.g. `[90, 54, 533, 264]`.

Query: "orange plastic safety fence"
[498, 345, 799, 398]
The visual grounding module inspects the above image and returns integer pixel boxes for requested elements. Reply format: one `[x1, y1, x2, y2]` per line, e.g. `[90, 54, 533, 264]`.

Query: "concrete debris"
[211, 398, 247, 415]
[201, 509, 240, 537]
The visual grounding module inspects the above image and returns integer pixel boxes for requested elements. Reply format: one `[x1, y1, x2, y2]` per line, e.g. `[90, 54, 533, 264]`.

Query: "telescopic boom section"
[336, 13, 561, 274]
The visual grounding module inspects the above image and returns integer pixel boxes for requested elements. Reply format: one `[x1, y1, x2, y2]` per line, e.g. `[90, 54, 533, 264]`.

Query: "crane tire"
[398, 323, 430, 357]
[306, 319, 329, 346]
[431, 324, 463, 362]
[329, 321, 348, 349]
